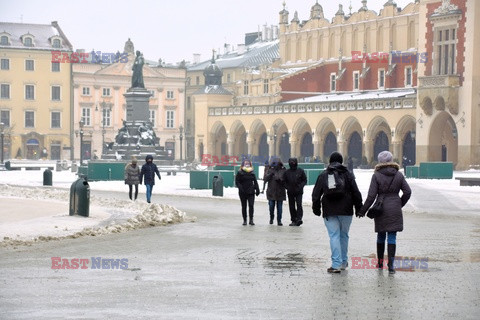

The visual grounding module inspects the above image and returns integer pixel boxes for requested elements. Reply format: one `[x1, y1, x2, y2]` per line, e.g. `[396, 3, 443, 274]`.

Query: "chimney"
[193, 53, 201, 64]
[272, 25, 279, 39]
[262, 25, 267, 41]
[237, 44, 245, 55]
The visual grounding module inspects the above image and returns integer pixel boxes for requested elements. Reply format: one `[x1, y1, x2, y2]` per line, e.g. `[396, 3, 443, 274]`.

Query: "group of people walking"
[235, 150, 411, 274]
[124, 155, 161, 203]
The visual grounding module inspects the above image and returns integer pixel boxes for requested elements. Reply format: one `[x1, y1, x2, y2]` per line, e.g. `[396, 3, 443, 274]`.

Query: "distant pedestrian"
[235, 159, 260, 225]
[284, 158, 307, 226]
[140, 155, 161, 203]
[347, 156, 354, 173]
[357, 151, 411, 274]
[265, 159, 286, 226]
[124, 157, 141, 201]
[402, 156, 408, 170]
[261, 160, 270, 194]
[312, 152, 363, 273]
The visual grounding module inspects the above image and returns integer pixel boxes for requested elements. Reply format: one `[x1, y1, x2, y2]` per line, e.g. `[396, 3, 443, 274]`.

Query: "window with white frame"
[1, 84, 10, 99]
[25, 111, 35, 128]
[102, 88, 111, 96]
[81, 108, 91, 126]
[166, 110, 174, 128]
[166, 90, 174, 99]
[102, 108, 111, 127]
[353, 71, 360, 91]
[1, 110, 10, 126]
[149, 109, 156, 126]
[378, 69, 385, 89]
[51, 62, 60, 72]
[1, 58, 9, 70]
[25, 85, 35, 100]
[52, 39, 61, 48]
[82, 87, 90, 95]
[263, 79, 269, 94]
[243, 80, 249, 95]
[435, 26, 457, 75]
[25, 59, 34, 71]
[0, 36, 9, 45]
[227, 73, 231, 83]
[51, 111, 61, 128]
[24, 37, 33, 47]
[51, 86, 61, 101]
[330, 73, 336, 92]
[405, 66, 413, 87]
[195, 76, 200, 85]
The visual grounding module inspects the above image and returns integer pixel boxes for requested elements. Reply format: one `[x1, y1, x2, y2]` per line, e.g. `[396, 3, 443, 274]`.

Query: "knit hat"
[329, 151, 343, 164]
[378, 151, 393, 163]
[131, 156, 137, 164]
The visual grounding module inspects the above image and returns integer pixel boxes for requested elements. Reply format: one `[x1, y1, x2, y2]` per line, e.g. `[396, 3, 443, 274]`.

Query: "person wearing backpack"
[265, 160, 286, 226]
[312, 151, 363, 273]
[357, 151, 411, 274]
[284, 158, 307, 226]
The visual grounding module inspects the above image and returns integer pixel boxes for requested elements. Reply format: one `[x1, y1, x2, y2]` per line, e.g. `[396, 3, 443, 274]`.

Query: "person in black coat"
[357, 151, 411, 274]
[284, 158, 307, 226]
[265, 159, 286, 226]
[139, 154, 161, 203]
[312, 152, 363, 273]
[235, 159, 260, 225]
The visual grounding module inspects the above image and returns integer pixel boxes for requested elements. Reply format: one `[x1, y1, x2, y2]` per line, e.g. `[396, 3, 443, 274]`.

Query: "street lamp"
[96, 101, 111, 158]
[75, 120, 85, 165]
[272, 123, 278, 158]
[0, 122, 4, 164]
[179, 124, 184, 160]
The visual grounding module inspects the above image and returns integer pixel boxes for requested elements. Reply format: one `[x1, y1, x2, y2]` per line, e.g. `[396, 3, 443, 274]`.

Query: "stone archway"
[258, 133, 269, 160]
[347, 132, 362, 167]
[323, 132, 337, 163]
[373, 131, 390, 162]
[300, 132, 313, 161]
[428, 111, 458, 165]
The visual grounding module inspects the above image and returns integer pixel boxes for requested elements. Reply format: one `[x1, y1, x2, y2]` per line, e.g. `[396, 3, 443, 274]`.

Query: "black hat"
[329, 152, 343, 164]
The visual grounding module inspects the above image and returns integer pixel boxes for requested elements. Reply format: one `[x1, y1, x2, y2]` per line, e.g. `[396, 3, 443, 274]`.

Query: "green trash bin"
[43, 168, 52, 186]
[212, 175, 224, 197]
[69, 178, 90, 217]
[5, 160, 10, 170]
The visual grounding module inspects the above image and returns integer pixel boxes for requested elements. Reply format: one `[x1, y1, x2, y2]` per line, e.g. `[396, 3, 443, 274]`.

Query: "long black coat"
[284, 165, 307, 195]
[312, 163, 363, 218]
[235, 169, 260, 196]
[358, 163, 412, 232]
[265, 166, 286, 201]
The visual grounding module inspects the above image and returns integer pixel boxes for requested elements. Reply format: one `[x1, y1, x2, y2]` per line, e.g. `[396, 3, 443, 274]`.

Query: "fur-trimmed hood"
[375, 162, 400, 171]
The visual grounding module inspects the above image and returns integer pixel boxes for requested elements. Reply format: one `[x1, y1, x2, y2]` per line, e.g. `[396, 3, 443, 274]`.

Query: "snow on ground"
[0, 165, 479, 246]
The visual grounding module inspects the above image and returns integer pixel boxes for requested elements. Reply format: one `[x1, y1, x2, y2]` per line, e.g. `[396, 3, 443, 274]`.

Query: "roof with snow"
[284, 88, 416, 104]
[193, 85, 232, 95]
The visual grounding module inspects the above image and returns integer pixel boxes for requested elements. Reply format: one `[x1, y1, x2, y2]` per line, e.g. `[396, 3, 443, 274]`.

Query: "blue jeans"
[324, 215, 353, 269]
[377, 232, 397, 244]
[146, 184, 153, 203]
[268, 200, 283, 222]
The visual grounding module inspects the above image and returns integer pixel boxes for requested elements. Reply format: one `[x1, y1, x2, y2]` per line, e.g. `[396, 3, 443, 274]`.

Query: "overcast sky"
[1, 0, 414, 65]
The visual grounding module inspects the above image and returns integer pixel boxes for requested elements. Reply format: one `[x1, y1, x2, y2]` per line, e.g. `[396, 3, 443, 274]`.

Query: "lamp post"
[96, 101, 111, 158]
[272, 123, 278, 159]
[0, 122, 4, 164]
[76, 120, 84, 165]
[179, 124, 184, 160]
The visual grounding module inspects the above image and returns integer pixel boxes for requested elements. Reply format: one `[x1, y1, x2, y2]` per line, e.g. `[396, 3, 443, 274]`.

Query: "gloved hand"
[124, 179, 128, 185]
[313, 208, 321, 216]
[355, 209, 365, 218]
[256, 191, 260, 197]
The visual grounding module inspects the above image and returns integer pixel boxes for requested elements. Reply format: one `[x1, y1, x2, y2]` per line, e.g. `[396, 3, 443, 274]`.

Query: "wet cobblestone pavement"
[0, 192, 479, 319]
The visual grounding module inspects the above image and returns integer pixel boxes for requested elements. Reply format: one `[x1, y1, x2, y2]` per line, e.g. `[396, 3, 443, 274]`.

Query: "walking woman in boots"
[235, 159, 260, 225]
[357, 151, 412, 274]
[124, 156, 141, 201]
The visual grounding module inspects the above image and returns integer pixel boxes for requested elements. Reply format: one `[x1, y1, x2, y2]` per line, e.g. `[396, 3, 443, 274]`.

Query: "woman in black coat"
[235, 159, 260, 225]
[358, 151, 412, 274]
[264, 160, 286, 226]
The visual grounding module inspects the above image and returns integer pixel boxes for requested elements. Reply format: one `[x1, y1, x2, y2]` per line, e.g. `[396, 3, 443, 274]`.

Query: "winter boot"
[249, 218, 255, 226]
[242, 212, 247, 226]
[387, 244, 396, 274]
[377, 242, 385, 269]
[269, 214, 274, 225]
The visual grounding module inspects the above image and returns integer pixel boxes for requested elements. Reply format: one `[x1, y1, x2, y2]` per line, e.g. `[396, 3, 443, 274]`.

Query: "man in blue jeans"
[140, 155, 161, 203]
[312, 152, 363, 273]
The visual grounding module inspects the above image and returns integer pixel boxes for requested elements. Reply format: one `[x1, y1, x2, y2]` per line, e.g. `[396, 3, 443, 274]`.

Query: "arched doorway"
[373, 131, 389, 161]
[26, 138, 39, 160]
[323, 132, 337, 162]
[258, 132, 269, 160]
[403, 131, 416, 166]
[429, 112, 458, 164]
[347, 131, 362, 167]
[300, 132, 313, 161]
[279, 132, 290, 162]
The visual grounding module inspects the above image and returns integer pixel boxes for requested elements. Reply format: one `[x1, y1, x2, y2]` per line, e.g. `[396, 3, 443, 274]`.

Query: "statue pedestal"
[124, 88, 152, 122]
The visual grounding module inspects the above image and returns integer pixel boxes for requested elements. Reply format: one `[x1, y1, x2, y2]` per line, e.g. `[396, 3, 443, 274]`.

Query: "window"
[81, 108, 91, 126]
[263, 79, 269, 94]
[51, 86, 61, 101]
[82, 87, 90, 95]
[187, 96, 191, 110]
[51, 111, 61, 128]
[195, 76, 200, 85]
[167, 90, 174, 99]
[435, 27, 456, 75]
[166, 110, 174, 128]
[51, 62, 60, 72]
[0, 36, 9, 45]
[243, 80, 249, 95]
[102, 108, 111, 127]
[378, 69, 385, 89]
[25, 59, 34, 71]
[186, 119, 191, 134]
[149, 109, 156, 126]
[227, 73, 231, 83]
[24, 37, 33, 47]
[330, 73, 336, 92]
[25, 85, 35, 100]
[1, 110, 10, 127]
[102, 88, 111, 96]
[353, 71, 360, 91]
[52, 39, 61, 48]
[1, 84, 10, 99]
[1, 58, 9, 70]
[405, 67, 413, 87]
[25, 111, 35, 128]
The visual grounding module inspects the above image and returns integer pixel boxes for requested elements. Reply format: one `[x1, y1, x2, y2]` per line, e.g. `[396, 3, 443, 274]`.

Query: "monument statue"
[131, 50, 145, 88]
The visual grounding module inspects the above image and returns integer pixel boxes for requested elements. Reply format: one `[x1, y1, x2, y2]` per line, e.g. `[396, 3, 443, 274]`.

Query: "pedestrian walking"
[312, 152, 363, 273]
[124, 156, 141, 201]
[261, 160, 270, 194]
[284, 158, 307, 226]
[347, 156, 354, 173]
[139, 155, 161, 203]
[264, 160, 286, 226]
[357, 151, 412, 274]
[235, 159, 260, 225]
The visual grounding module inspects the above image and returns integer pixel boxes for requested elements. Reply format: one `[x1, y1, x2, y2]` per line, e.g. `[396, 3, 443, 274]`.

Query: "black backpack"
[323, 171, 347, 199]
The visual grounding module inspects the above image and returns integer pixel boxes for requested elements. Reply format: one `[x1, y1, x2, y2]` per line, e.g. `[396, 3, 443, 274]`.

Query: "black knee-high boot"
[242, 212, 247, 225]
[377, 243, 385, 269]
[387, 244, 396, 274]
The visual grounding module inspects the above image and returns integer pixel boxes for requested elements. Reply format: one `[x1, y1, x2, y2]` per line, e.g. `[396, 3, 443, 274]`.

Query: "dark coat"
[284, 162, 307, 196]
[124, 163, 141, 185]
[235, 169, 260, 196]
[312, 162, 363, 218]
[265, 166, 286, 201]
[358, 162, 412, 233]
[140, 162, 161, 185]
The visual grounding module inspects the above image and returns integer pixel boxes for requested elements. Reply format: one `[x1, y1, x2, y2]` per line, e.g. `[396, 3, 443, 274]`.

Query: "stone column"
[246, 133, 254, 156]
[363, 139, 373, 164]
[289, 137, 298, 158]
[227, 133, 234, 156]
